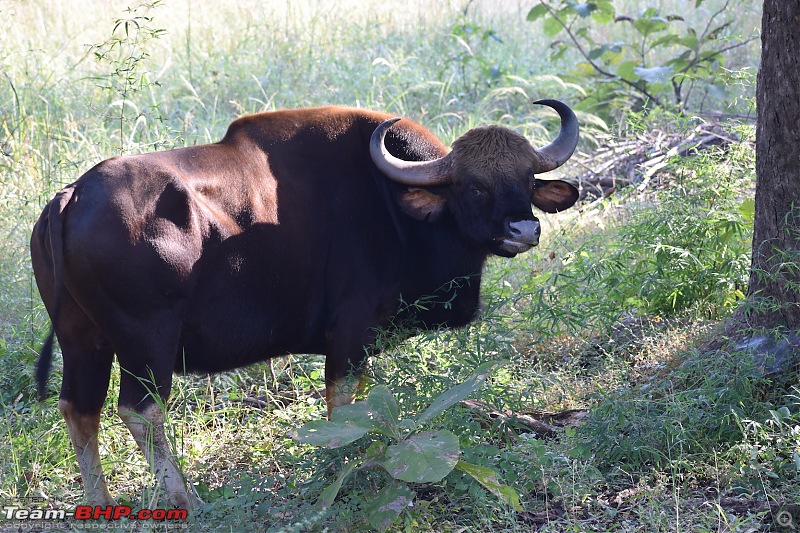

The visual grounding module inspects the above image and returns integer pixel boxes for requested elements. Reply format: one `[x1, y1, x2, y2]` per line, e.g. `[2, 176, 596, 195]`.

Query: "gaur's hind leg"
[59, 402, 115, 506]
[56, 311, 115, 506]
[115, 321, 199, 510]
[118, 403, 198, 509]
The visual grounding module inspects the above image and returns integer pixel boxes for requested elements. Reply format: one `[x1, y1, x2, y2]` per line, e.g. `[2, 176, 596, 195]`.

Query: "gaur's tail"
[36, 328, 56, 401]
[34, 186, 74, 401]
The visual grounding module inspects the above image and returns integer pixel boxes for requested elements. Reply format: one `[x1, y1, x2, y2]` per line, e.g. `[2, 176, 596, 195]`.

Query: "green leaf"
[543, 16, 563, 38]
[633, 14, 669, 36]
[593, 3, 616, 24]
[666, 50, 693, 73]
[398, 418, 416, 431]
[770, 406, 791, 424]
[588, 42, 624, 62]
[366, 385, 400, 430]
[633, 65, 673, 83]
[291, 419, 369, 448]
[571, 3, 596, 17]
[526, 4, 549, 22]
[677, 31, 699, 49]
[640, 7, 659, 19]
[368, 440, 388, 456]
[455, 461, 522, 511]
[588, 47, 604, 60]
[616, 60, 638, 82]
[364, 482, 415, 531]
[331, 401, 379, 429]
[322, 385, 401, 439]
[574, 27, 590, 40]
[573, 62, 595, 77]
[382, 430, 460, 483]
[738, 198, 755, 223]
[417, 361, 497, 426]
[651, 34, 682, 49]
[551, 44, 569, 61]
[316, 460, 358, 509]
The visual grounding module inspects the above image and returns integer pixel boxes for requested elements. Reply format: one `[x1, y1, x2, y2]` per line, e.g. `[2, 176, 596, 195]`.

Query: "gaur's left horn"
[531, 99, 580, 173]
[370, 118, 454, 186]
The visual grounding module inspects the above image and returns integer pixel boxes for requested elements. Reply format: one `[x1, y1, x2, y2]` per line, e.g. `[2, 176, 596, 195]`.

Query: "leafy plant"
[519, 129, 753, 342]
[446, 21, 504, 97]
[89, 0, 168, 153]
[730, 387, 800, 488]
[527, 0, 758, 117]
[292, 361, 520, 531]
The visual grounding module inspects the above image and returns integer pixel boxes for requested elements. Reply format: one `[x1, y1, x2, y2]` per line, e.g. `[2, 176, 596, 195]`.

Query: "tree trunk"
[728, 1, 800, 335]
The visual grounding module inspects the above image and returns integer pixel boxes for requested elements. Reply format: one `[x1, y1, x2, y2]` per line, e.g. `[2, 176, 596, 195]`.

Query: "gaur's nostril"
[507, 219, 540, 243]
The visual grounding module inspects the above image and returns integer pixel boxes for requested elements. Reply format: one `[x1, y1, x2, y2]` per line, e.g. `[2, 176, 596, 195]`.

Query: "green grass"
[3, 1, 796, 531]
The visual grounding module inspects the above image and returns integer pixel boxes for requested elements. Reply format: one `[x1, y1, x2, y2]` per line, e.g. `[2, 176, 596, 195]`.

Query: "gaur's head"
[370, 100, 580, 257]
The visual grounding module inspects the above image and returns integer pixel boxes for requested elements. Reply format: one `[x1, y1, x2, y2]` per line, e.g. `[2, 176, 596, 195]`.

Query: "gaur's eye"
[470, 185, 486, 197]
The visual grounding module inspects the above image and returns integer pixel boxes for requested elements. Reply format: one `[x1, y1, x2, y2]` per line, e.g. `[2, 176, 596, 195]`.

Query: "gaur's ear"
[531, 179, 579, 213]
[398, 188, 447, 222]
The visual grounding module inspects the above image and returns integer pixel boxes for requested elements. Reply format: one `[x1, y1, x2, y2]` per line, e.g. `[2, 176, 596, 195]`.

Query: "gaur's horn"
[531, 99, 579, 173]
[370, 118, 454, 186]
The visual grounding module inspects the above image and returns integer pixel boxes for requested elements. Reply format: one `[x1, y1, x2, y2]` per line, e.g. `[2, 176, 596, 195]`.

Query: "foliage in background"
[89, 0, 169, 153]
[516, 121, 754, 343]
[731, 386, 800, 492]
[527, 0, 759, 121]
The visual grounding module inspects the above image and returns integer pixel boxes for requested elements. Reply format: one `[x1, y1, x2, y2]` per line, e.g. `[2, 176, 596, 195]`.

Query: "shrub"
[518, 124, 754, 343]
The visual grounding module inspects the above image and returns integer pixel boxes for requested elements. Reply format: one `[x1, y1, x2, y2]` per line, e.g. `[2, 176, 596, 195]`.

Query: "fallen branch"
[462, 399, 588, 439]
[571, 122, 747, 199]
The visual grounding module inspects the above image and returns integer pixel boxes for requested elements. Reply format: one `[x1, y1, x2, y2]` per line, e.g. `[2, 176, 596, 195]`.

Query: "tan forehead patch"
[451, 126, 536, 178]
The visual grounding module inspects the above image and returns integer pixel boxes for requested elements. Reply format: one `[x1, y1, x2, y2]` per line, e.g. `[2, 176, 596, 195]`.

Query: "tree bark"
[728, 1, 800, 334]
